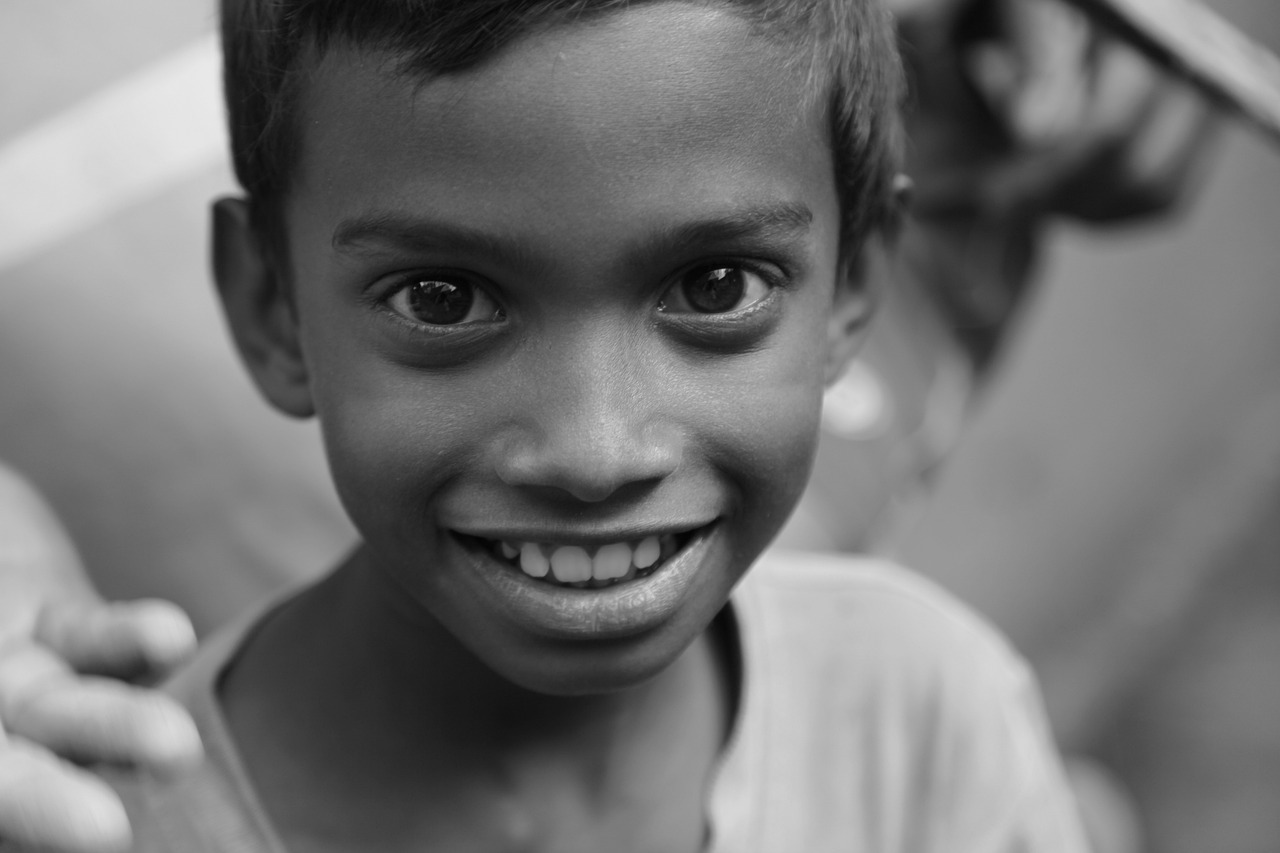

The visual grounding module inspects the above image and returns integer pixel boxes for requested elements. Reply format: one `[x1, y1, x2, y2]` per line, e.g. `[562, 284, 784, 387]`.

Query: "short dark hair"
[221, 0, 904, 257]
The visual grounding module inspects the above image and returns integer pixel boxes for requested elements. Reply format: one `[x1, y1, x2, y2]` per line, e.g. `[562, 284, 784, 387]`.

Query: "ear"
[824, 176, 911, 386]
[823, 250, 879, 387]
[211, 197, 315, 418]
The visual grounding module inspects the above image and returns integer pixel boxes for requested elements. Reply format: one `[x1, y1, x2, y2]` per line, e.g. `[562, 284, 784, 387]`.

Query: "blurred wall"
[0, 0, 354, 632]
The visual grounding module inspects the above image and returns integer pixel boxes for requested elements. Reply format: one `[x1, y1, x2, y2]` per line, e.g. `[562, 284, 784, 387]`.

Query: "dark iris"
[407, 280, 473, 325]
[683, 268, 744, 313]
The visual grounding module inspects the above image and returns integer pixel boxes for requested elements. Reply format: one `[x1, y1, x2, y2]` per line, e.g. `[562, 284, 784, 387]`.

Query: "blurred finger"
[36, 599, 196, 681]
[1085, 38, 1164, 133]
[998, 0, 1094, 143]
[1121, 82, 1220, 201]
[0, 737, 131, 853]
[0, 642, 201, 774]
[1051, 41, 1221, 220]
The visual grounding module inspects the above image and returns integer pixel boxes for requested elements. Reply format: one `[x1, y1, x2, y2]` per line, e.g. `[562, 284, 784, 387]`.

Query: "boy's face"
[218, 3, 870, 693]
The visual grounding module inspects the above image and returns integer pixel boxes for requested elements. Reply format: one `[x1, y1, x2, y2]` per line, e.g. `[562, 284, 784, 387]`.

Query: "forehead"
[286, 4, 839, 257]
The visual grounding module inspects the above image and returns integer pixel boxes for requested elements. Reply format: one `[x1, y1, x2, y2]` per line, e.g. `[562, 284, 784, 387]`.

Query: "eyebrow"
[639, 201, 814, 260]
[331, 200, 814, 269]
[333, 212, 546, 272]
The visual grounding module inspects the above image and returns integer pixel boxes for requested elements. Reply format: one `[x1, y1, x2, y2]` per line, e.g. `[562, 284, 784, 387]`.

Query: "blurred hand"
[887, 0, 1222, 366]
[0, 600, 202, 853]
[0, 466, 202, 852]
[899, 0, 1222, 223]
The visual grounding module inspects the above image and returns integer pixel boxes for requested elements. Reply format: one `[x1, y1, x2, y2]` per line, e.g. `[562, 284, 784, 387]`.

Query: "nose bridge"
[500, 319, 681, 500]
[548, 324, 637, 447]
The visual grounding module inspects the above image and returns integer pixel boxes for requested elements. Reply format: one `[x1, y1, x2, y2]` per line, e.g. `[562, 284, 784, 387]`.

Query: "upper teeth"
[498, 536, 671, 584]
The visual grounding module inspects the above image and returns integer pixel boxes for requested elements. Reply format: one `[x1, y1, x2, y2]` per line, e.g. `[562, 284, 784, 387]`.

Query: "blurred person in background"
[785, 2, 1224, 849]
[788, 3, 1280, 853]
[1, 0, 1274, 851]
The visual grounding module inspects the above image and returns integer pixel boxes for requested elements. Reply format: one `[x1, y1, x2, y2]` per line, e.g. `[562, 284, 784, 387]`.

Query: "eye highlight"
[386, 276, 505, 326]
[659, 266, 772, 315]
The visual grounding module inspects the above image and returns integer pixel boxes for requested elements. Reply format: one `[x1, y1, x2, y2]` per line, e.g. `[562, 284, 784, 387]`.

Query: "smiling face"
[215, 3, 872, 694]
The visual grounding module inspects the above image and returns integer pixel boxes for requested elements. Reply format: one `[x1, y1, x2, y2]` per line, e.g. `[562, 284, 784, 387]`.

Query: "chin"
[479, 626, 701, 698]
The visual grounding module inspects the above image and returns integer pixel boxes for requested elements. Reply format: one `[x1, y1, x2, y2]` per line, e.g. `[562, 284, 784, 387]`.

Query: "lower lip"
[455, 525, 718, 641]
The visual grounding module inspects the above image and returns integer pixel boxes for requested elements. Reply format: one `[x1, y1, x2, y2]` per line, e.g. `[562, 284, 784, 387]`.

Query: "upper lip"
[451, 520, 714, 547]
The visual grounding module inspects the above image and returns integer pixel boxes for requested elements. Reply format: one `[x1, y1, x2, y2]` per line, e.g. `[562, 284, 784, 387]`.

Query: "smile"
[451, 521, 720, 640]
[457, 530, 694, 589]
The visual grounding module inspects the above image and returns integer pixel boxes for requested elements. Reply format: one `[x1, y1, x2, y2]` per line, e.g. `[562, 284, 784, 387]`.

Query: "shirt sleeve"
[914, 626, 1092, 853]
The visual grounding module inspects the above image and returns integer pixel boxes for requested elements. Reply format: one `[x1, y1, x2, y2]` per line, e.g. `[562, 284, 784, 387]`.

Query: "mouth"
[454, 529, 695, 589]
[449, 522, 720, 640]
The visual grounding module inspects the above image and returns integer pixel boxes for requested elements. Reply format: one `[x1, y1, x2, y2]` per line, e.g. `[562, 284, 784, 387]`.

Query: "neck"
[220, 546, 733, 815]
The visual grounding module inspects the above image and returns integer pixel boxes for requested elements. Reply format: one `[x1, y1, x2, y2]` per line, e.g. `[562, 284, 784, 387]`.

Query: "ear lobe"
[211, 197, 315, 418]
[891, 173, 914, 213]
[824, 252, 878, 387]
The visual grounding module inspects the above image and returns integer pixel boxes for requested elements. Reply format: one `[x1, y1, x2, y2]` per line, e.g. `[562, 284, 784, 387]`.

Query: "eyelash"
[374, 272, 507, 337]
[658, 260, 787, 318]
[370, 257, 790, 335]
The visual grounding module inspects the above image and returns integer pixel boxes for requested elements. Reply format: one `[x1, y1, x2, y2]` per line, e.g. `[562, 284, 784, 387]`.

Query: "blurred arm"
[0, 462, 96, 639]
[887, 0, 1230, 747]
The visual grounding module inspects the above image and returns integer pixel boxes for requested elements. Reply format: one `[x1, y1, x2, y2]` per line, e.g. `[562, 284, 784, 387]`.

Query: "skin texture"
[211, 6, 871, 851]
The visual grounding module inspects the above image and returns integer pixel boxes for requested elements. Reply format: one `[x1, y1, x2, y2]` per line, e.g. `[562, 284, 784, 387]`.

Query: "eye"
[386, 276, 505, 326]
[659, 266, 772, 315]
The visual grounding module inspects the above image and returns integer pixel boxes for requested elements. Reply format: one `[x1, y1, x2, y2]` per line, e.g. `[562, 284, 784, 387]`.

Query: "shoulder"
[733, 550, 1088, 851]
[739, 548, 1031, 695]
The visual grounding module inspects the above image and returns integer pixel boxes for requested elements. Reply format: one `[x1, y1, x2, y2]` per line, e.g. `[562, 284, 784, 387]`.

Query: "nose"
[494, 328, 684, 503]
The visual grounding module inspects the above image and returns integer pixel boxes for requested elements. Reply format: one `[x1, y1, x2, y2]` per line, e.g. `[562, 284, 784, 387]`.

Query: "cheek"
[293, 289, 467, 497]
[737, 375, 824, 516]
[694, 323, 828, 532]
[319, 397, 438, 544]
[304, 342, 478, 549]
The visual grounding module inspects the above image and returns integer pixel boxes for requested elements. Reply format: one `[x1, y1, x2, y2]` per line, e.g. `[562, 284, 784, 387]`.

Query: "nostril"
[492, 422, 683, 501]
[536, 463, 658, 504]
[559, 476, 620, 504]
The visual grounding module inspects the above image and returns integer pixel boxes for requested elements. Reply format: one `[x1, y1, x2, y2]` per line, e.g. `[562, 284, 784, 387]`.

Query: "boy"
[76, 0, 1087, 850]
